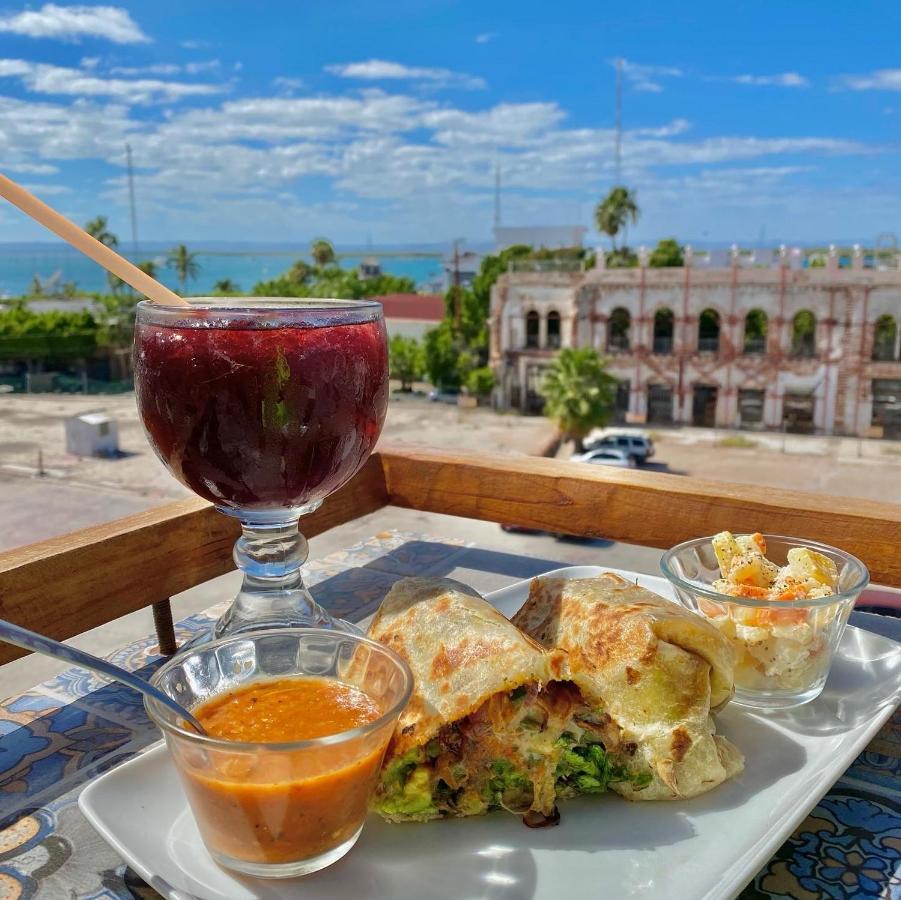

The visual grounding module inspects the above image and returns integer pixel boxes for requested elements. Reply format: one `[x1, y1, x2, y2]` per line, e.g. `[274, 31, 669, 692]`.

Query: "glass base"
[732, 681, 825, 710]
[210, 826, 363, 879]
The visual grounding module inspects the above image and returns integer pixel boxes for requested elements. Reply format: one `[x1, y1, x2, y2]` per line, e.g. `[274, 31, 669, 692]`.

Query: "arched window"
[653, 308, 674, 354]
[873, 315, 898, 361]
[525, 310, 539, 349]
[698, 308, 720, 353]
[546, 310, 561, 349]
[791, 311, 816, 358]
[743, 309, 768, 354]
[608, 307, 631, 352]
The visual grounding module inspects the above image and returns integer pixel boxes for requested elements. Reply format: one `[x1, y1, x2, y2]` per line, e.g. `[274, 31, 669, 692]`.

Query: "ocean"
[0, 244, 444, 297]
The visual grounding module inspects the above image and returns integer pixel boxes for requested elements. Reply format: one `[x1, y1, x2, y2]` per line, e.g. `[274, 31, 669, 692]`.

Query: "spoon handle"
[0, 618, 205, 734]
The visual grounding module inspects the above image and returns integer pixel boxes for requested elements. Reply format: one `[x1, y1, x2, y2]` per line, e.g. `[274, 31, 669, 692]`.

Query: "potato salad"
[702, 532, 841, 692]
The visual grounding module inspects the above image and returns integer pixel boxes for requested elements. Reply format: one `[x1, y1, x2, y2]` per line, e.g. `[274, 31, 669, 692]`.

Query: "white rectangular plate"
[80, 565, 901, 900]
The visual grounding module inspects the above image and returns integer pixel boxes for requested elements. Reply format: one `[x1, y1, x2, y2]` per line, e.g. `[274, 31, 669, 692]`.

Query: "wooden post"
[152, 599, 177, 656]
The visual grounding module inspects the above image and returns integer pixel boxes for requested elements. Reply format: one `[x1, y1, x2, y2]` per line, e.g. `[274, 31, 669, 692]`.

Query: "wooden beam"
[377, 444, 901, 588]
[0, 457, 388, 665]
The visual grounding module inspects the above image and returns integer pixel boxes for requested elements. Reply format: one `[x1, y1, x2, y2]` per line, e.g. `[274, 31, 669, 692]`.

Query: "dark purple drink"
[135, 302, 388, 514]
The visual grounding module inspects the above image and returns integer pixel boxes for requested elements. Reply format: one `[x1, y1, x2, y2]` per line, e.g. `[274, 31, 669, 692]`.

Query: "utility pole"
[126, 143, 139, 255]
[452, 238, 463, 332]
[614, 58, 623, 186]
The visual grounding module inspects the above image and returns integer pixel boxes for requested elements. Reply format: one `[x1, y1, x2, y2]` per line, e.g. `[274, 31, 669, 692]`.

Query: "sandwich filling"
[374, 681, 652, 824]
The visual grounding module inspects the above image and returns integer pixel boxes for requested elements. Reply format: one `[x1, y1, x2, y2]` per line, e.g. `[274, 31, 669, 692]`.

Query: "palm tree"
[213, 278, 240, 294]
[595, 186, 639, 251]
[85, 216, 122, 294]
[539, 348, 617, 451]
[310, 237, 336, 268]
[288, 259, 314, 283]
[167, 244, 200, 294]
[137, 260, 158, 279]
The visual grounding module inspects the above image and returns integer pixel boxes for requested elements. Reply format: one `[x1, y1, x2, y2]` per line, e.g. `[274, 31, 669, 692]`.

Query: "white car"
[585, 433, 655, 464]
[569, 448, 635, 468]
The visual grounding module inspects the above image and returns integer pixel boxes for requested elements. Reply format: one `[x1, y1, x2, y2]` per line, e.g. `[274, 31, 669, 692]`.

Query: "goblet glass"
[134, 298, 389, 639]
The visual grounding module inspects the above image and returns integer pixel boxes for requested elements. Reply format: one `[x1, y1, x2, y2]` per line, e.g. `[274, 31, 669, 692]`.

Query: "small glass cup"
[145, 629, 412, 878]
[661, 535, 869, 710]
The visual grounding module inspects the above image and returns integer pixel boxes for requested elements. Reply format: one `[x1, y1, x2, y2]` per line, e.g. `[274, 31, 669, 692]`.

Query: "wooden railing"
[1, 442, 900, 666]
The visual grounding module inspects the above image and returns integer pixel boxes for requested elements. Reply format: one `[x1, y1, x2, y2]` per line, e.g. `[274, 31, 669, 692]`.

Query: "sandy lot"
[0, 392, 555, 506]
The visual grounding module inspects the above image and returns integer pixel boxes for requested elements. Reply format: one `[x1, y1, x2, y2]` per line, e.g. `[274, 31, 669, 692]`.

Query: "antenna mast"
[614, 58, 623, 185]
[125, 143, 139, 254]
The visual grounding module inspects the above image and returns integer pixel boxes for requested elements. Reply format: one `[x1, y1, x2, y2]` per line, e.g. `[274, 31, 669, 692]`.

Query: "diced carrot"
[748, 607, 808, 626]
[752, 533, 767, 553]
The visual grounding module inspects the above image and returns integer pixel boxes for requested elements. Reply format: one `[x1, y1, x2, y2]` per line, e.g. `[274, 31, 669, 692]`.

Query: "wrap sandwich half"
[368, 576, 657, 825]
[511, 573, 744, 801]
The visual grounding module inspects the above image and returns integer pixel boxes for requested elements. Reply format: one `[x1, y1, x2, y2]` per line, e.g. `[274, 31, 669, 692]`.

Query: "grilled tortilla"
[512, 573, 744, 801]
[368, 576, 656, 824]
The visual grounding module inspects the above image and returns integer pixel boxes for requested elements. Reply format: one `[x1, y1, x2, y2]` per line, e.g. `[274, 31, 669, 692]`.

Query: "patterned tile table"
[0, 532, 898, 899]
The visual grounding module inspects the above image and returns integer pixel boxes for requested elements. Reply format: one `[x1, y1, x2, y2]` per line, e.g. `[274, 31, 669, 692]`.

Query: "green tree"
[85, 216, 122, 294]
[388, 334, 425, 391]
[252, 268, 413, 300]
[595, 186, 639, 251]
[423, 321, 461, 389]
[94, 294, 137, 350]
[288, 259, 315, 284]
[213, 278, 240, 294]
[28, 275, 43, 297]
[649, 238, 684, 267]
[167, 244, 200, 294]
[465, 366, 495, 397]
[310, 238, 336, 267]
[605, 247, 639, 268]
[539, 348, 617, 451]
[137, 260, 158, 279]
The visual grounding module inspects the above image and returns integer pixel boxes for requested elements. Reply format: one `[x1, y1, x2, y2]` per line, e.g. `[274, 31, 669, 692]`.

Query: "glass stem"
[213, 520, 349, 637]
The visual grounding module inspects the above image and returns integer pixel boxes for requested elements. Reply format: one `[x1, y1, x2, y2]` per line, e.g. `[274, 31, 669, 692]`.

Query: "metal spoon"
[0, 618, 207, 735]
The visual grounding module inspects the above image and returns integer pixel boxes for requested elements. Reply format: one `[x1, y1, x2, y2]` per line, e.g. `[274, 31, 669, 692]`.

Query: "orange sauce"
[178, 677, 388, 866]
[197, 676, 381, 742]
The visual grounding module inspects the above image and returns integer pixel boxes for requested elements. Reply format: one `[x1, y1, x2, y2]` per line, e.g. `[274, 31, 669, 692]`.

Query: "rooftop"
[373, 293, 445, 322]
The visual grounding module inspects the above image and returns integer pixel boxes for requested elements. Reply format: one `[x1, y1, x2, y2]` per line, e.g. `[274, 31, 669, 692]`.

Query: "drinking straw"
[0, 172, 188, 307]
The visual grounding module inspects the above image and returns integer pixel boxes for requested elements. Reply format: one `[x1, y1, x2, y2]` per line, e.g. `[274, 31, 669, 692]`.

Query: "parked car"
[569, 448, 635, 468]
[585, 433, 654, 464]
[429, 388, 461, 404]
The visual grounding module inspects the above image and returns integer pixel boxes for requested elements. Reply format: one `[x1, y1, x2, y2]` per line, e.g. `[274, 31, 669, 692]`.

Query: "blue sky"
[0, 0, 900, 246]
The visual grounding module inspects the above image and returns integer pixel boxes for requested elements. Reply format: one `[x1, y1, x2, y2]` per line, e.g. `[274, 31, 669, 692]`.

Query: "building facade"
[490, 250, 901, 437]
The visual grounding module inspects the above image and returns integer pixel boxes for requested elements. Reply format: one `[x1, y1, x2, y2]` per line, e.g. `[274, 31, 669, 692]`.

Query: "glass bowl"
[145, 629, 412, 878]
[660, 535, 869, 710]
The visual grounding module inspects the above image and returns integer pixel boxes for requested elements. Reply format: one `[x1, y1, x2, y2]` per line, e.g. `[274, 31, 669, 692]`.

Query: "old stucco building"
[489, 249, 901, 437]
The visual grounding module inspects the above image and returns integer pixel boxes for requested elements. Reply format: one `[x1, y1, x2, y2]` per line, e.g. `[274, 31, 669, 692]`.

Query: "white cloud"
[109, 59, 220, 76]
[272, 76, 304, 95]
[837, 69, 901, 91]
[325, 59, 486, 90]
[5, 161, 60, 174]
[20, 182, 69, 195]
[0, 59, 225, 103]
[80, 55, 100, 69]
[731, 72, 809, 87]
[618, 59, 683, 93]
[110, 63, 180, 76]
[0, 81, 882, 242]
[0, 3, 149, 44]
[475, 32, 497, 44]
